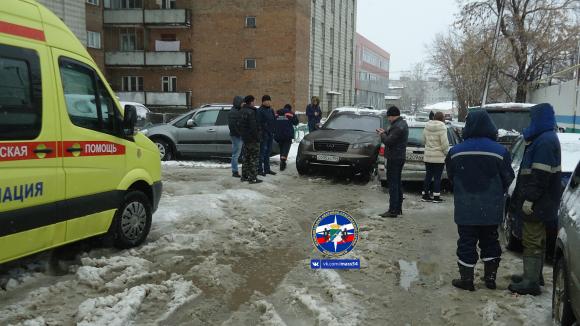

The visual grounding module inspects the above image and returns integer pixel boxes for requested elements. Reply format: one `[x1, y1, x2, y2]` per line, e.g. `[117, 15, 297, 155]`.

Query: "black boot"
[452, 263, 475, 291]
[483, 258, 500, 290]
[421, 192, 432, 202]
[280, 160, 287, 171]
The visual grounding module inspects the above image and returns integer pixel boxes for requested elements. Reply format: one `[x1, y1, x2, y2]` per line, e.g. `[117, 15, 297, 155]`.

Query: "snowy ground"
[0, 146, 553, 326]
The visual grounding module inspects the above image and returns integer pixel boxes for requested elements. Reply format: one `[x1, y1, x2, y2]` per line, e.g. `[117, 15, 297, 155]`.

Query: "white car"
[377, 121, 462, 186]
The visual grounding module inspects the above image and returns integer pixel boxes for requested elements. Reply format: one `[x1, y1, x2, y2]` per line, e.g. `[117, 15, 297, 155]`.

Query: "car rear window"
[323, 114, 381, 132]
[487, 111, 531, 132]
[408, 127, 425, 147]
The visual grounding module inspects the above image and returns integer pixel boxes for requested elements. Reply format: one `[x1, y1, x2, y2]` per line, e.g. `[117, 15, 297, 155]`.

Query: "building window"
[331, 0, 335, 13]
[320, 54, 324, 72]
[121, 76, 143, 92]
[161, 0, 176, 9]
[162, 76, 176, 92]
[244, 58, 256, 70]
[87, 0, 99, 5]
[245, 16, 256, 28]
[120, 28, 137, 51]
[86, 31, 101, 49]
[330, 27, 334, 46]
[118, 0, 142, 9]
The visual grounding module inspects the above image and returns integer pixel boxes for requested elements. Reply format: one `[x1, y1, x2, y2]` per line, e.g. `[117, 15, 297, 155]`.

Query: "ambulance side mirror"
[123, 105, 138, 137]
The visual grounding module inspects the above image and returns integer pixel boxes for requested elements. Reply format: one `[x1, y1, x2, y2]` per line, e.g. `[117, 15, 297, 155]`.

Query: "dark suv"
[296, 109, 385, 178]
[471, 103, 535, 149]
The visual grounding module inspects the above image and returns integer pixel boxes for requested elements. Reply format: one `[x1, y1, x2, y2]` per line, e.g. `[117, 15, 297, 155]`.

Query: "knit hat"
[284, 104, 292, 110]
[387, 106, 400, 117]
[262, 95, 272, 102]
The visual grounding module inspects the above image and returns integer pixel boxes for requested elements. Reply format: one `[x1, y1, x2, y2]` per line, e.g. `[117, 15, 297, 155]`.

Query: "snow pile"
[76, 285, 149, 326]
[188, 254, 243, 294]
[422, 101, 456, 112]
[76, 255, 158, 290]
[497, 129, 520, 137]
[162, 161, 230, 169]
[155, 275, 201, 323]
[398, 260, 419, 291]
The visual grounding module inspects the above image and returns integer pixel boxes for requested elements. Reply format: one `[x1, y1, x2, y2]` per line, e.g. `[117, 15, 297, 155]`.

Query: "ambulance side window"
[59, 58, 120, 136]
[0, 45, 42, 140]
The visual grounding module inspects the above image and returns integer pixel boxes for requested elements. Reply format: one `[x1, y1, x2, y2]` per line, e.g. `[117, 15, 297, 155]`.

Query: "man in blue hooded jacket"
[446, 109, 515, 291]
[508, 103, 561, 296]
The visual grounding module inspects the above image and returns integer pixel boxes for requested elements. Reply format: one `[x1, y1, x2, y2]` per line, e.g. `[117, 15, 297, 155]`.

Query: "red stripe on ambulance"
[0, 21, 46, 41]
[62, 141, 125, 157]
[0, 142, 58, 162]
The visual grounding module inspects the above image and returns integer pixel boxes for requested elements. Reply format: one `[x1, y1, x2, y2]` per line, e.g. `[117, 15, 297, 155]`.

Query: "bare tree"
[458, 0, 580, 102]
[401, 63, 428, 112]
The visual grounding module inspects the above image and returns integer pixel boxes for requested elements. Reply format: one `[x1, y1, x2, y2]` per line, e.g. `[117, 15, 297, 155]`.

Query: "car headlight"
[140, 129, 149, 136]
[352, 142, 373, 149]
[301, 139, 312, 146]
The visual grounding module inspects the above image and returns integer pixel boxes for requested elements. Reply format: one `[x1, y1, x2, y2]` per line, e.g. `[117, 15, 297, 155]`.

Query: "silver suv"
[553, 160, 580, 325]
[141, 104, 234, 161]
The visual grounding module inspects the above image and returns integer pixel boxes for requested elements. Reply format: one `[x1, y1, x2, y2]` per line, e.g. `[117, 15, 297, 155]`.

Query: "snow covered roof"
[385, 95, 401, 100]
[327, 90, 343, 95]
[421, 101, 456, 112]
[331, 107, 387, 115]
[483, 102, 536, 109]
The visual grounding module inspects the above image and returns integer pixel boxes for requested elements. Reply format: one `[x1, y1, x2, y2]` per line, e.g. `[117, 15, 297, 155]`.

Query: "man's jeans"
[259, 133, 273, 174]
[231, 136, 243, 173]
[387, 158, 405, 213]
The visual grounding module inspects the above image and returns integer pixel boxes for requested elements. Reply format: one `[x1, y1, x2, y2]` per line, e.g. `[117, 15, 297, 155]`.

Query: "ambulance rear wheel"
[111, 191, 152, 249]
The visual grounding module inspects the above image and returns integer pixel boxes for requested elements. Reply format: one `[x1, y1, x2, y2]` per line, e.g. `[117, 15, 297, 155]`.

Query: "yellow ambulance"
[0, 0, 162, 264]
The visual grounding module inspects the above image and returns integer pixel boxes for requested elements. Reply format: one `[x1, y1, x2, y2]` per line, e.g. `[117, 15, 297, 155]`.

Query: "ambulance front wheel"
[111, 191, 152, 249]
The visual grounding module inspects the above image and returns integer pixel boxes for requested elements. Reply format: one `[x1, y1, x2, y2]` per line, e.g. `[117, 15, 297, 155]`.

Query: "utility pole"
[481, 0, 506, 106]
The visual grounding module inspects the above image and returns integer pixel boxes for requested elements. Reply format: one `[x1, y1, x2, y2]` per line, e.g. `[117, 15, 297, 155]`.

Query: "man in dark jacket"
[257, 95, 276, 176]
[239, 95, 262, 184]
[274, 104, 299, 171]
[228, 96, 244, 178]
[446, 109, 515, 291]
[306, 96, 322, 132]
[508, 103, 561, 296]
[377, 106, 409, 218]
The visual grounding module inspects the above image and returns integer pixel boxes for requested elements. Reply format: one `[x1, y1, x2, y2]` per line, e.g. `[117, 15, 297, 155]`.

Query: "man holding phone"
[377, 106, 409, 218]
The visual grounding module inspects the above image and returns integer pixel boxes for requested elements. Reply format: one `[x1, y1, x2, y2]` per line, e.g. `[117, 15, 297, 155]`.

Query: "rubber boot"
[280, 160, 287, 171]
[483, 258, 500, 290]
[452, 263, 475, 291]
[511, 254, 544, 286]
[508, 256, 542, 296]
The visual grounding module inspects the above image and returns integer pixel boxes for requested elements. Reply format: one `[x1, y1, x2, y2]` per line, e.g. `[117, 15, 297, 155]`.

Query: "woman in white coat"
[422, 112, 450, 203]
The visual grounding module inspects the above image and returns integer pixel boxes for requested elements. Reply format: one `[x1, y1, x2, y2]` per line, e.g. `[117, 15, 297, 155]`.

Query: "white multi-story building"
[309, 0, 357, 115]
[37, 0, 87, 45]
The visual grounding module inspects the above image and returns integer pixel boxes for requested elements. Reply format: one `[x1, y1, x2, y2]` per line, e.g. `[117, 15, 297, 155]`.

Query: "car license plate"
[317, 155, 340, 162]
[406, 153, 423, 161]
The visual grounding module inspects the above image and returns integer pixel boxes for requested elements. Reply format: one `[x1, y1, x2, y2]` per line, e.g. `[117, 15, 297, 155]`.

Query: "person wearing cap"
[376, 106, 409, 218]
[446, 109, 514, 291]
[306, 96, 322, 132]
[274, 104, 299, 171]
[257, 95, 277, 176]
[508, 103, 561, 296]
[239, 95, 262, 184]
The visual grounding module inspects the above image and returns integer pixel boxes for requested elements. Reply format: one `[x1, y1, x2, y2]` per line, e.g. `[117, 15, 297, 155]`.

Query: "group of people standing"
[379, 103, 561, 294]
[227, 95, 299, 184]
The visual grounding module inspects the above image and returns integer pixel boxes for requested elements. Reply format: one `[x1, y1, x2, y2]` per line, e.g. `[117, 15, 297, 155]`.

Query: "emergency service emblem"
[312, 210, 359, 257]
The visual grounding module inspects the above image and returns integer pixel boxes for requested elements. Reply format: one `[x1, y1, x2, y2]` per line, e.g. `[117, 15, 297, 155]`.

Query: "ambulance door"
[0, 41, 65, 263]
[52, 49, 127, 242]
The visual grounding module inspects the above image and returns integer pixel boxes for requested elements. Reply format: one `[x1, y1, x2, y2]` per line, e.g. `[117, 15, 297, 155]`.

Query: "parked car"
[472, 103, 536, 149]
[502, 133, 580, 252]
[119, 101, 151, 130]
[296, 109, 386, 178]
[552, 161, 580, 325]
[142, 104, 279, 161]
[377, 121, 462, 186]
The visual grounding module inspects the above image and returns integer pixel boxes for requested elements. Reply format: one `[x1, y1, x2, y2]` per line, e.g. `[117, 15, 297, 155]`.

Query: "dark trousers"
[423, 163, 444, 195]
[456, 225, 502, 266]
[242, 142, 260, 180]
[387, 158, 405, 213]
[259, 133, 273, 173]
[278, 140, 292, 160]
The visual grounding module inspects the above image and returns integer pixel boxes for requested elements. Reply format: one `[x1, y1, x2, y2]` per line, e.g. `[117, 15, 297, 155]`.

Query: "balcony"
[104, 9, 190, 27]
[105, 51, 191, 67]
[117, 91, 191, 107]
[104, 9, 143, 25]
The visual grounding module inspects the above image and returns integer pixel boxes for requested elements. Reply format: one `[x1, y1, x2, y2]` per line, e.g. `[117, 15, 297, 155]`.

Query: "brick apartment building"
[39, 0, 357, 114]
[354, 33, 389, 109]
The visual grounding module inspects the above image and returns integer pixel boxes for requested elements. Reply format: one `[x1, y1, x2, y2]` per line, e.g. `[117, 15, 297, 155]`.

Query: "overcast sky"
[357, 0, 459, 80]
